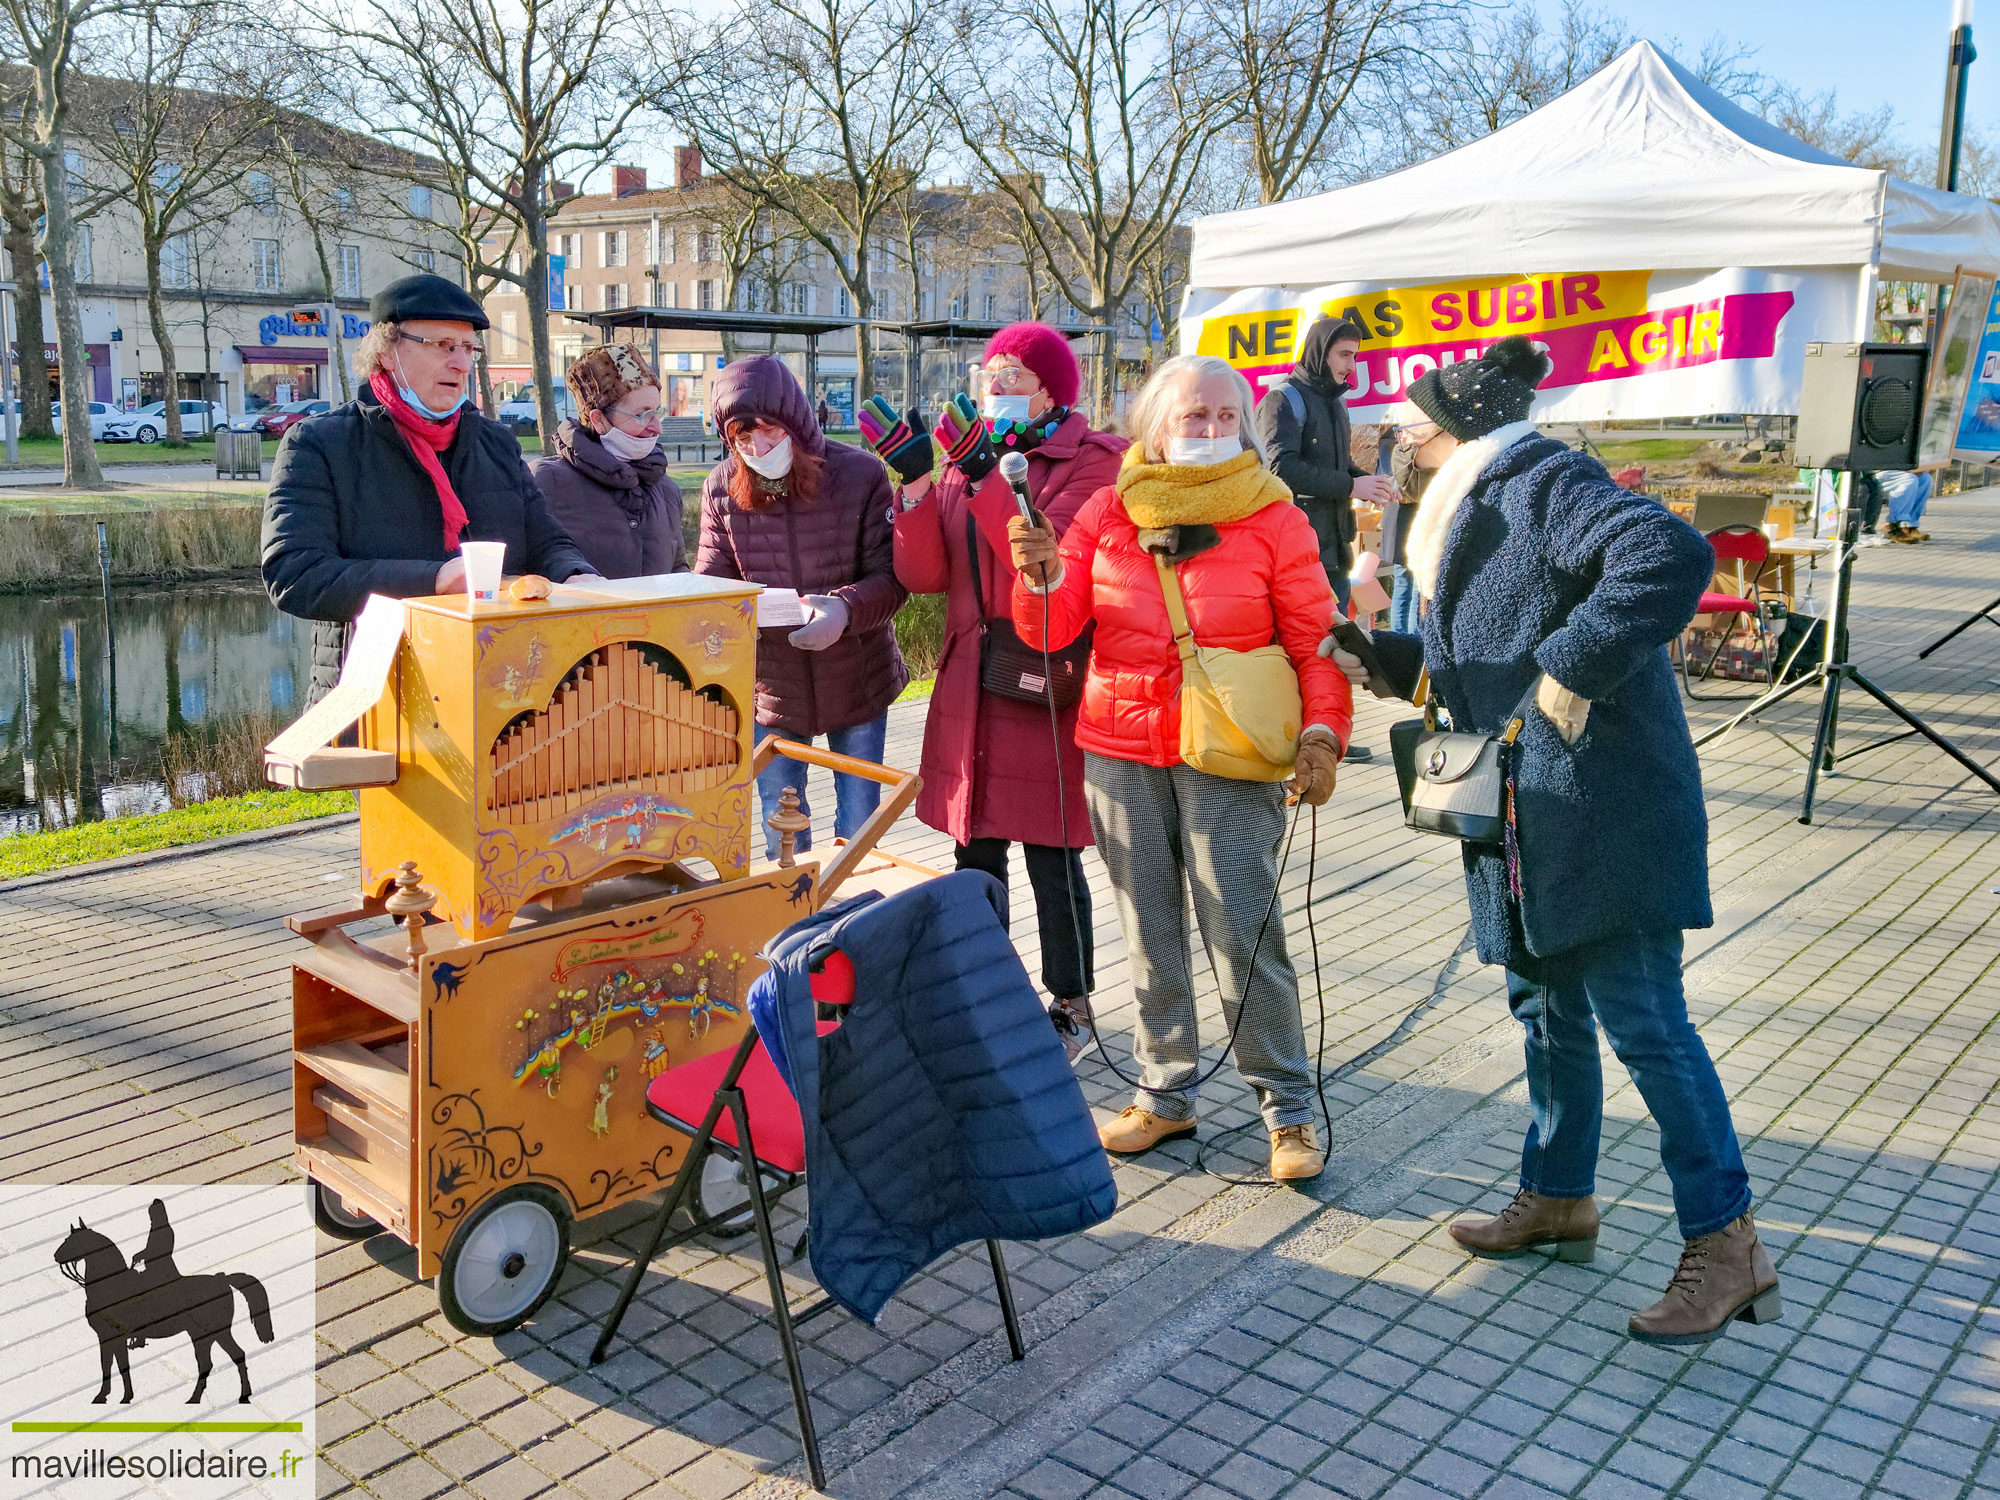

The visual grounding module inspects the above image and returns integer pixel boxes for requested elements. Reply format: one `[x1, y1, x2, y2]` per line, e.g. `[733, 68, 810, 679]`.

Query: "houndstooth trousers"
[1083, 752, 1314, 1130]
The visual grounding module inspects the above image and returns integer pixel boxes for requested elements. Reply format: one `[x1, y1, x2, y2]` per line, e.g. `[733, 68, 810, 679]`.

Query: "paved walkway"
[3, 494, 1999, 1500]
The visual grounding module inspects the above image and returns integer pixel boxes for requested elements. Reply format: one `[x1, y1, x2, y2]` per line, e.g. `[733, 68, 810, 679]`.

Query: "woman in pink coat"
[862, 323, 1126, 1056]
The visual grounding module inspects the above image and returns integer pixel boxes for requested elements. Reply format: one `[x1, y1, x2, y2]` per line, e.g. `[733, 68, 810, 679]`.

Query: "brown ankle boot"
[1628, 1211, 1781, 1344]
[1449, 1189, 1599, 1262]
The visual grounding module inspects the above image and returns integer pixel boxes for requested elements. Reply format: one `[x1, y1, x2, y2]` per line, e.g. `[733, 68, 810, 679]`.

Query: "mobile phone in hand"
[1328, 619, 1384, 681]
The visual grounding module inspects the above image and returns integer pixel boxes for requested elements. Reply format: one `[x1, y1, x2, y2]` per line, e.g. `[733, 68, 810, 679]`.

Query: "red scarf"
[370, 370, 470, 551]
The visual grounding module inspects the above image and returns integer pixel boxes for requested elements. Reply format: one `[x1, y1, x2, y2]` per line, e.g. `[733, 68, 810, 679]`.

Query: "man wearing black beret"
[261, 272, 598, 703]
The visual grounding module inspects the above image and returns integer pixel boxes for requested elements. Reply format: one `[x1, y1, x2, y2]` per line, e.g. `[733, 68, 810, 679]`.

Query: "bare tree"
[655, 0, 936, 400]
[341, 0, 649, 436]
[85, 4, 288, 444]
[0, 139, 53, 438]
[0, 0, 145, 486]
[938, 0, 1234, 419]
[1203, 0, 1438, 205]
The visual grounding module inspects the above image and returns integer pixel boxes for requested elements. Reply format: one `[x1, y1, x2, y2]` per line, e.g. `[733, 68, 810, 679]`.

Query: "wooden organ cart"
[267, 577, 933, 1334]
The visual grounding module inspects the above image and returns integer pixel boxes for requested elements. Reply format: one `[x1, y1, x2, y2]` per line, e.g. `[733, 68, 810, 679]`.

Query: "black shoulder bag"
[966, 512, 1092, 711]
[1389, 677, 1542, 845]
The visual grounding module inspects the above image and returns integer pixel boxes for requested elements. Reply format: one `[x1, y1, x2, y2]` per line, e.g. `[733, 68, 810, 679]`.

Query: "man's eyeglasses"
[398, 331, 486, 360]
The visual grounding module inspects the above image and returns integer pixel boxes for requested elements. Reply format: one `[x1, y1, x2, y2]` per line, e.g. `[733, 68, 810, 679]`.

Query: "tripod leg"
[1690, 668, 1822, 749]
[1846, 670, 2000, 794]
[1916, 592, 2000, 659]
[1799, 669, 1844, 825]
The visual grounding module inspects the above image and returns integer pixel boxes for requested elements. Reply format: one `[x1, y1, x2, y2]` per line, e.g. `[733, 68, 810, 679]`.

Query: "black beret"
[369, 273, 489, 331]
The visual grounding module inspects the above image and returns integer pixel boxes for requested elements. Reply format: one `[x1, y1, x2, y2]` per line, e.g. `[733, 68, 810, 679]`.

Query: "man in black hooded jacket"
[1256, 317, 1398, 759]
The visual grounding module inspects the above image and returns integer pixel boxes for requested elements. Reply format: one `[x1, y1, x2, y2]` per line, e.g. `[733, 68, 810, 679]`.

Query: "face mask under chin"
[595, 422, 656, 461]
[1165, 433, 1243, 467]
[393, 358, 467, 420]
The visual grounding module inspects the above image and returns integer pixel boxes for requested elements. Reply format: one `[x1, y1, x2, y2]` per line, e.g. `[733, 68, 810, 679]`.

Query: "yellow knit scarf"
[1115, 449, 1293, 529]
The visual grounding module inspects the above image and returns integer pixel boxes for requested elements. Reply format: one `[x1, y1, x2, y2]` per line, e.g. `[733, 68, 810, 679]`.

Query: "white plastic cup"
[461, 541, 506, 608]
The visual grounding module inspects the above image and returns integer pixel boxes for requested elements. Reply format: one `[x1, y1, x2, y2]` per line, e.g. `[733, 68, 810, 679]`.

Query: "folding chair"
[590, 948, 1026, 1490]
[1681, 524, 1775, 698]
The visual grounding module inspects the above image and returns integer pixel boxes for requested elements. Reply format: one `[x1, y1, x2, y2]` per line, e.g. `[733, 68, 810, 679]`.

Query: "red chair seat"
[1698, 591, 1756, 614]
[644, 1023, 838, 1174]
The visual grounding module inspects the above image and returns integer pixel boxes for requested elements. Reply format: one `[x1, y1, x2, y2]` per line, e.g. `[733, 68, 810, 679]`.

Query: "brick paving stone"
[1014, 1461, 1097, 1500]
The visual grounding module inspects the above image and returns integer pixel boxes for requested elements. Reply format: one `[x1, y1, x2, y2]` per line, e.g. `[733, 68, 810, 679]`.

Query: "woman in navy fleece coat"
[1342, 338, 1780, 1348]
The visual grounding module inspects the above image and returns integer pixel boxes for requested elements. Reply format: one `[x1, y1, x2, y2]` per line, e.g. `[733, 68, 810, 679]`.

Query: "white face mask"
[738, 433, 794, 479]
[596, 422, 656, 462]
[984, 393, 1034, 425]
[1166, 433, 1242, 467]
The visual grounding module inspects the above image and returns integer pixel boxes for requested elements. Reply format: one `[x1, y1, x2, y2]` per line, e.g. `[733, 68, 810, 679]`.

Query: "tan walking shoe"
[1099, 1105, 1196, 1155]
[1269, 1123, 1325, 1181]
[1449, 1188, 1600, 1263]
[1629, 1211, 1782, 1344]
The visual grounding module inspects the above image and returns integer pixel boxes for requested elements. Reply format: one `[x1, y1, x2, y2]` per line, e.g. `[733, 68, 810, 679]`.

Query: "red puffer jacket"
[1010, 484, 1351, 767]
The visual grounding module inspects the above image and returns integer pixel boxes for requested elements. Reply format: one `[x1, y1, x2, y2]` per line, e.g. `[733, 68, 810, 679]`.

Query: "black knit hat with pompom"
[1408, 335, 1551, 441]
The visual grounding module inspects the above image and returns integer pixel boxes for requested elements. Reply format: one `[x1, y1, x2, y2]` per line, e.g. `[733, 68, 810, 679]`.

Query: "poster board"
[1950, 278, 2000, 465]
[1917, 267, 1996, 469]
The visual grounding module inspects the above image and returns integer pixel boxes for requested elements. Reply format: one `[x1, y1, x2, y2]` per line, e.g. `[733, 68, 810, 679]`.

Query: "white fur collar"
[1404, 421, 1540, 600]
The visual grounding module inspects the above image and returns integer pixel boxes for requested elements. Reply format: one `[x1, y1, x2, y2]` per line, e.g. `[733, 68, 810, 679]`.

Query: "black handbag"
[1389, 678, 1542, 844]
[967, 513, 1092, 711]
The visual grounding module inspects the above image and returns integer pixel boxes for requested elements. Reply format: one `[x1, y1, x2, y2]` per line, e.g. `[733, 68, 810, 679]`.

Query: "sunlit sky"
[606, 0, 1991, 195]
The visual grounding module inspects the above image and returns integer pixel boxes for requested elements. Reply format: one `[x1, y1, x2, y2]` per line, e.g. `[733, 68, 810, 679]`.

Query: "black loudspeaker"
[1794, 342, 1927, 470]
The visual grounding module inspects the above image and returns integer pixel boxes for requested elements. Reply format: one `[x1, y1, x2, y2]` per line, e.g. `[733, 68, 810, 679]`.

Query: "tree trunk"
[520, 168, 559, 443]
[307, 229, 350, 403]
[144, 241, 186, 447]
[851, 245, 875, 403]
[476, 350, 494, 415]
[36, 142, 104, 487]
[1, 215, 54, 438]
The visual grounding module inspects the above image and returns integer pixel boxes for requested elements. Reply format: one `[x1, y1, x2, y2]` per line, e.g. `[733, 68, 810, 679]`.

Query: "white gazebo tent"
[1182, 40, 2000, 419]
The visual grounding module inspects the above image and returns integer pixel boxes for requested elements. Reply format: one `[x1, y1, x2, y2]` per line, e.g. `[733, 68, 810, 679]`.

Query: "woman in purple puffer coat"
[695, 355, 907, 857]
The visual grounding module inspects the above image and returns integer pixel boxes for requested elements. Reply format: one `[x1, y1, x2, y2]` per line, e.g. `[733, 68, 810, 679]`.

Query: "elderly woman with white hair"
[1005, 354, 1353, 1182]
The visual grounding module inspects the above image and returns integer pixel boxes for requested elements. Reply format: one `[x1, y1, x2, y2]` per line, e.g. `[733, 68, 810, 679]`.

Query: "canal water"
[0, 582, 309, 835]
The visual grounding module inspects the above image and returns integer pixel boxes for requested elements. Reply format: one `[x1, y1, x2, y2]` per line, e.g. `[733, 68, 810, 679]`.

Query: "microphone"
[998, 451, 1037, 524]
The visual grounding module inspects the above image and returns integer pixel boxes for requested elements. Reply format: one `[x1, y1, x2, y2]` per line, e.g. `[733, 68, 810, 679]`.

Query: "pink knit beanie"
[984, 322, 1079, 410]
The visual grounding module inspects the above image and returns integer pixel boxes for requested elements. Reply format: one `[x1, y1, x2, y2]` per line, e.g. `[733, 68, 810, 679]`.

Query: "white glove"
[1317, 627, 1401, 699]
[787, 594, 849, 651]
[1537, 674, 1590, 745]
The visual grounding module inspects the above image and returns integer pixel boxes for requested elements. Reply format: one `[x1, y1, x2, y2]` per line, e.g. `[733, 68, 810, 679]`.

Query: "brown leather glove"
[1007, 512, 1060, 587]
[1287, 727, 1341, 806]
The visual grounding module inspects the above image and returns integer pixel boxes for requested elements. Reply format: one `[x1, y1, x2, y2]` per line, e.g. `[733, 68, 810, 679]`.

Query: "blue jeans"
[1885, 471, 1933, 527]
[1388, 564, 1418, 634]
[753, 716, 888, 859]
[1506, 930, 1752, 1238]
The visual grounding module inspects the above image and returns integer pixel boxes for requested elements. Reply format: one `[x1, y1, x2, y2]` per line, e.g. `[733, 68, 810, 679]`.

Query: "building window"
[248, 172, 276, 214]
[64, 150, 84, 199]
[564, 282, 579, 312]
[697, 230, 717, 263]
[500, 311, 519, 348]
[252, 238, 280, 290]
[412, 249, 435, 271]
[162, 235, 191, 290]
[658, 226, 675, 265]
[507, 250, 523, 276]
[697, 279, 716, 311]
[331, 186, 356, 216]
[409, 184, 431, 219]
[837, 286, 850, 317]
[153, 162, 182, 194]
[948, 292, 965, 319]
[982, 293, 997, 320]
[600, 282, 627, 310]
[71, 226, 92, 283]
[336, 244, 362, 297]
[559, 233, 581, 262]
[601, 229, 626, 268]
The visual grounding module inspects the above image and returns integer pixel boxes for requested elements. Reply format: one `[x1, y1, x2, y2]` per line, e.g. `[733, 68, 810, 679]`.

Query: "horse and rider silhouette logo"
[53, 1199, 275, 1405]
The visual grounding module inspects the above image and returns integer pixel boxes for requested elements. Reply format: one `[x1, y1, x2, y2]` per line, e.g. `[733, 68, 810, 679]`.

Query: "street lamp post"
[1940, 0, 1978, 195]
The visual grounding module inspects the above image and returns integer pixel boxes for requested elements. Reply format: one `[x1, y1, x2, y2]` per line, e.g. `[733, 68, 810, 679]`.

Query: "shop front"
[9, 342, 111, 402]
[234, 345, 327, 408]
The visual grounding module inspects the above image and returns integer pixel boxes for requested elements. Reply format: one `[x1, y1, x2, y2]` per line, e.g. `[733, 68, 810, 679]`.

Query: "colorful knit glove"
[933, 393, 998, 484]
[858, 396, 934, 486]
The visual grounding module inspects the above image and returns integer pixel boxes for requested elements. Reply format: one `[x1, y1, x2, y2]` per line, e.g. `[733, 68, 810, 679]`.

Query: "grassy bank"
[0, 434, 226, 470]
[0, 505, 262, 589]
[0, 789, 355, 881]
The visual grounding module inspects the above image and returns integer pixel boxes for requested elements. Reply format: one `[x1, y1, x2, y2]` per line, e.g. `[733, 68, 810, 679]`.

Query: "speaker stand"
[1916, 591, 2000, 659]
[1692, 496, 2000, 824]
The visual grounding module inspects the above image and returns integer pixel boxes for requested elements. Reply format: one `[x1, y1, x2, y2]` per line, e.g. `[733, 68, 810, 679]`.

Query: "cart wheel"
[689, 1143, 775, 1240]
[438, 1185, 570, 1336]
[310, 1181, 381, 1240]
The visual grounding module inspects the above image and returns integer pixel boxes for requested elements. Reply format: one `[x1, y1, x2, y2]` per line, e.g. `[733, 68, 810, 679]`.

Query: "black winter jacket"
[1256, 376, 1364, 577]
[262, 387, 594, 702]
[530, 420, 687, 580]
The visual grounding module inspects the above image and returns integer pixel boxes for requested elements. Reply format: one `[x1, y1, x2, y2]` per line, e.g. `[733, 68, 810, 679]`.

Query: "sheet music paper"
[754, 587, 809, 628]
[265, 594, 404, 765]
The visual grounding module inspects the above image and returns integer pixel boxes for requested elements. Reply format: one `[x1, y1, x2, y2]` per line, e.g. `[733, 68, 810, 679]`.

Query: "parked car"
[230, 399, 329, 438]
[495, 389, 575, 438]
[1, 399, 122, 440]
[103, 400, 228, 443]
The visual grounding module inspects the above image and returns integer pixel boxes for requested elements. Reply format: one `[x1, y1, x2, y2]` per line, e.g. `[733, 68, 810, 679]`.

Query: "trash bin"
[215, 428, 261, 480]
